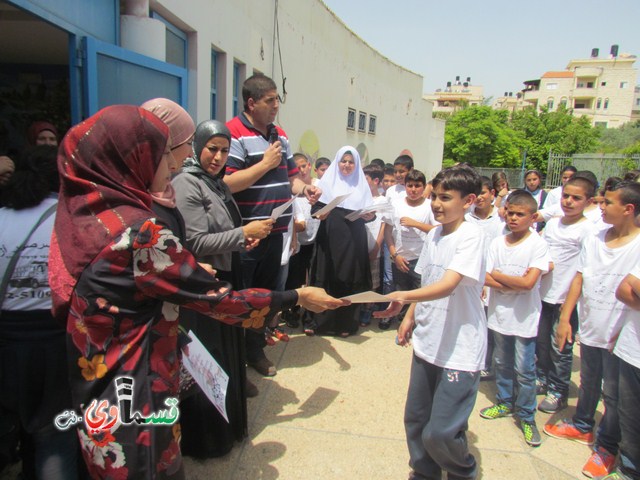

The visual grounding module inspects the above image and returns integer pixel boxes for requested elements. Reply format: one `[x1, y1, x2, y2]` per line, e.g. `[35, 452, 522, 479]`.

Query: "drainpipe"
[120, 0, 165, 61]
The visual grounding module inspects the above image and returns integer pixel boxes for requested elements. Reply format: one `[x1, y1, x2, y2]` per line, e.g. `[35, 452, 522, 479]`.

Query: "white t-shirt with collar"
[412, 221, 487, 372]
[487, 232, 551, 338]
[613, 263, 640, 369]
[577, 229, 640, 349]
[540, 217, 596, 304]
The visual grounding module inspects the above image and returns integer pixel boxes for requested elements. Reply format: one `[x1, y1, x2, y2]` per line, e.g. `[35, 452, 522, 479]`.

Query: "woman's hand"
[244, 238, 260, 251]
[242, 218, 274, 240]
[295, 287, 350, 313]
[198, 262, 217, 277]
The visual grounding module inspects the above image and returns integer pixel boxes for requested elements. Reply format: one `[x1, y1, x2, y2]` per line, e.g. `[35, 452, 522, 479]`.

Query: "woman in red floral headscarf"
[49, 105, 346, 479]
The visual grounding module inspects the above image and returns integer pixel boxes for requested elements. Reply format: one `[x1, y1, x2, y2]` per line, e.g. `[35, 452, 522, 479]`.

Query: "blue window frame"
[233, 62, 241, 117]
[150, 12, 187, 68]
[211, 51, 218, 120]
[82, 36, 188, 116]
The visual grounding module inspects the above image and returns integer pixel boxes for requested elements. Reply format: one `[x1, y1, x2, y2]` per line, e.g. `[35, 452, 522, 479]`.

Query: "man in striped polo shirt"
[225, 74, 320, 377]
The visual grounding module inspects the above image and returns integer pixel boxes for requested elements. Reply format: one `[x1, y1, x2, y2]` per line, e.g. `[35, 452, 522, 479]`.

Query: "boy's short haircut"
[370, 158, 385, 170]
[315, 157, 331, 169]
[505, 189, 538, 213]
[561, 165, 578, 175]
[564, 176, 596, 198]
[293, 152, 308, 163]
[393, 155, 414, 170]
[242, 74, 277, 111]
[363, 164, 383, 182]
[384, 165, 395, 176]
[405, 169, 426, 185]
[575, 170, 599, 190]
[604, 176, 623, 192]
[623, 169, 640, 182]
[611, 181, 640, 216]
[479, 175, 493, 191]
[431, 164, 482, 197]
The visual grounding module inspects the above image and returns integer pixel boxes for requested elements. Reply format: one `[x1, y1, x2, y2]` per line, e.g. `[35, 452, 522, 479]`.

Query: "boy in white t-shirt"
[544, 182, 640, 479]
[479, 190, 551, 448]
[385, 154, 413, 201]
[374, 165, 485, 480]
[465, 176, 505, 381]
[359, 165, 390, 326]
[536, 177, 596, 414]
[382, 169, 437, 330]
[613, 261, 640, 480]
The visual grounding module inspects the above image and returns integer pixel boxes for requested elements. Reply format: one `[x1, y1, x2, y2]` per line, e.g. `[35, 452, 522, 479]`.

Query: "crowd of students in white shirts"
[280, 155, 640, 480]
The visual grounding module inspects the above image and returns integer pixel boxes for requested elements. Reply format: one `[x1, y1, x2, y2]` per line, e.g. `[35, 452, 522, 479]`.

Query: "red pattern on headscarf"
[49, 105, 169, 320]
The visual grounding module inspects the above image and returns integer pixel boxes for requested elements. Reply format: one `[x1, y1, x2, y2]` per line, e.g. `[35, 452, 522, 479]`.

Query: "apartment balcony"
[573, 88, 597, 98]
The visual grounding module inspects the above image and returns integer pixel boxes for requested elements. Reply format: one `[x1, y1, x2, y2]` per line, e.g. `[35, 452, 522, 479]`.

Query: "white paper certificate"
[182, 331, 230, 422]
[340, 291, 393, 303]
[313, 192, 352, 218]
[271, 195, 297, 220]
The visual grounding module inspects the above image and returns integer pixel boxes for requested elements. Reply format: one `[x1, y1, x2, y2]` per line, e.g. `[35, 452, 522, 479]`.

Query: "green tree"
[443, 106, 524, 168]
[597, 120, 640, 152]
[510, 105, 599, 172]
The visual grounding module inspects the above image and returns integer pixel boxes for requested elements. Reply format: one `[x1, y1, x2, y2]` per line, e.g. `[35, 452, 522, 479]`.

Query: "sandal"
[304, 328, 315, 336]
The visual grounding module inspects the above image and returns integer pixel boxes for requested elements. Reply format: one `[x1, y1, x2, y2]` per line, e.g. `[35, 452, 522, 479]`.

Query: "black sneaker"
[480, 369, 494, 382]
[521, 419, 542, 447]
[378, 318, 392, 330]
[538, 392, 567, 413]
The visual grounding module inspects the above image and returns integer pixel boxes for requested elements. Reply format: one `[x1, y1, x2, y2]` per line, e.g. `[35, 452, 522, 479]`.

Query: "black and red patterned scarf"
[49, 105, 169, 320]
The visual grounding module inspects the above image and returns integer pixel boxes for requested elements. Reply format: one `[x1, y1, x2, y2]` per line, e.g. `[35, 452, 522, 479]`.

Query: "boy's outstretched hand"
[373, 291, 406, 318]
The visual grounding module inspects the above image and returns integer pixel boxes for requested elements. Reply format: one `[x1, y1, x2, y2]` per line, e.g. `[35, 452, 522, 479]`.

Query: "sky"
[321, 0, 640, 103]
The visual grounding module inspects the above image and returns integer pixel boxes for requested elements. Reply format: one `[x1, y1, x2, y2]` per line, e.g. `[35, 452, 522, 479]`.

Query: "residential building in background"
[424, 76, 484, 115]
[0, 0, 445, 176]
[494, 46, 638, 128]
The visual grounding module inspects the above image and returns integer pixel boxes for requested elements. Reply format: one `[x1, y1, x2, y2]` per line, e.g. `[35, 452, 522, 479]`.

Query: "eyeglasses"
[171, 140, 193, 152]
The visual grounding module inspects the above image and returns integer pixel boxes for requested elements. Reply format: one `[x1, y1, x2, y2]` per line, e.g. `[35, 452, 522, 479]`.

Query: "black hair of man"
[564, 176, 596, 198]
[574, 170, 599, 190]
[479, 175, 493, 191]
[561, 165, 578, 175]
[363, 164, 383, 182]
[315, 157, 331, 169]
[1, 145, 58, 209]
[242, 74, 277, 111]
[370, 158, 385, 170]
[405, 169, 426, 185]
[505, 189, 538, 213]
[393, 155, 414, 170]
[431, 164, 482, 198]
[611, 181, 640, 216]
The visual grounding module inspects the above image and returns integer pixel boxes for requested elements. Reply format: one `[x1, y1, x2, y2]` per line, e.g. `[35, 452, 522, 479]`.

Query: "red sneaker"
[543, 420, 595, 445]
[582, 447, 616, 478]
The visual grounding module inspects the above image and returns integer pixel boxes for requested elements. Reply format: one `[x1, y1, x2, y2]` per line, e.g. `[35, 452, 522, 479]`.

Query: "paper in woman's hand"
[313, 193, 352, 218]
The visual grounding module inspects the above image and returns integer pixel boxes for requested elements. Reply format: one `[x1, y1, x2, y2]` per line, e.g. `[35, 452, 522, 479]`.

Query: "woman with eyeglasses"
[303, 146, 374, 337]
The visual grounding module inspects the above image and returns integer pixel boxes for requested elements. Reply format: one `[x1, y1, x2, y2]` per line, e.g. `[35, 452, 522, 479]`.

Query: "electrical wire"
[272, 0, 287, 104]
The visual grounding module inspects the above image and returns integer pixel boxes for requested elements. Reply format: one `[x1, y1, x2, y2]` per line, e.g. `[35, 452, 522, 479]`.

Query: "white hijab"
[317, 146, 373, 211]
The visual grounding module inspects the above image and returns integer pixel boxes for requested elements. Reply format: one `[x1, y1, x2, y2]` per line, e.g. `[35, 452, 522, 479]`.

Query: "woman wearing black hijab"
[172, 120, 274, 457]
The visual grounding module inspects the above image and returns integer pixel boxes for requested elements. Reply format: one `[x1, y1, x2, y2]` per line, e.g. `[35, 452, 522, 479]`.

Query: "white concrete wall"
[151, 0, 443, 174]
